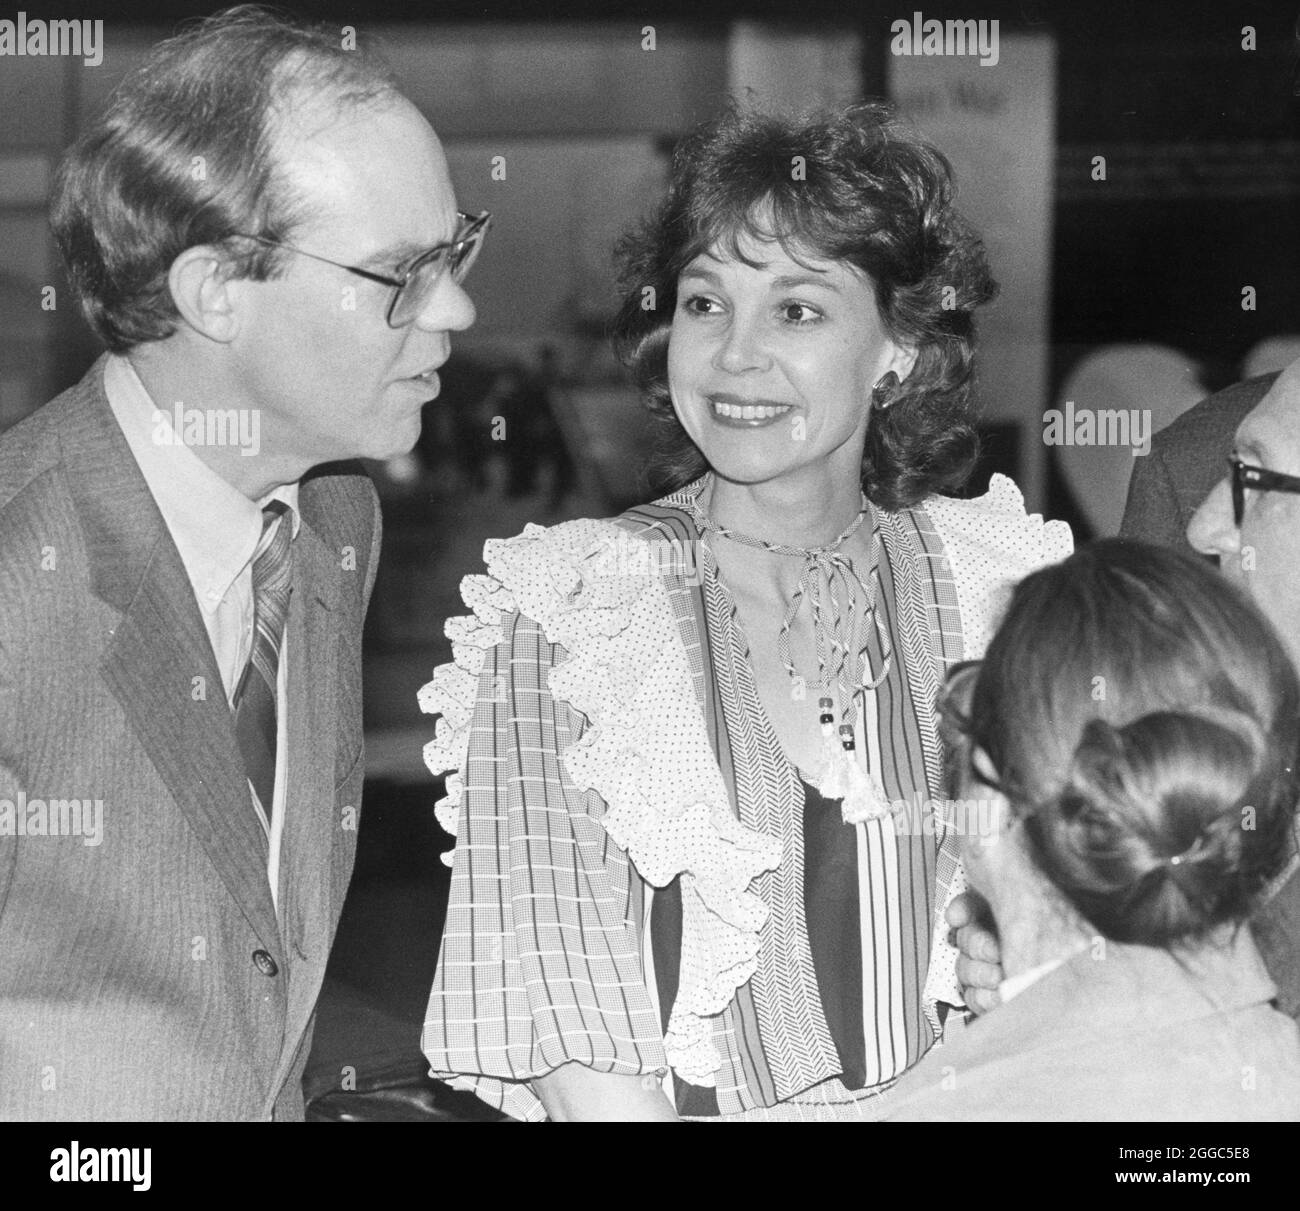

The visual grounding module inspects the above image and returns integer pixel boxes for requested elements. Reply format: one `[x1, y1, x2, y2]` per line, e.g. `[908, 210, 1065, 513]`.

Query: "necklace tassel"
[835, 745, 894, 824]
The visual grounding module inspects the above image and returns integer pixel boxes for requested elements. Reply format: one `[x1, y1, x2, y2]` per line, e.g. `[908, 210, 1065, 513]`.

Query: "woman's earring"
[872, 371, 901, 411]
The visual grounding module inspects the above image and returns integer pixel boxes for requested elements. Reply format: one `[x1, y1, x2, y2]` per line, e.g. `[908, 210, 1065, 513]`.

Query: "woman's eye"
[681, 294, 720, 316]
[780, 301, 822, 325]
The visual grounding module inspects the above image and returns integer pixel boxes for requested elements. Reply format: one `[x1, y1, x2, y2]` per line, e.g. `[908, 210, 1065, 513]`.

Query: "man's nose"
[1186, 476, 1238, 559]
[414, 273, 476, 333]
[712, 315, 770, 374]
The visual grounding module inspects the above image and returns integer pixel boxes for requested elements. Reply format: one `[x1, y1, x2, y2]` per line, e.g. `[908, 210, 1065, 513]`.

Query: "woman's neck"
[984, 850, 1095, 982]
[702, 468, 866, 550]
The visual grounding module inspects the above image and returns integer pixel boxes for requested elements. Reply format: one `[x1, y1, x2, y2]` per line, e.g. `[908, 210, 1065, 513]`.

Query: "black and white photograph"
[0, 0, 1296, 1178]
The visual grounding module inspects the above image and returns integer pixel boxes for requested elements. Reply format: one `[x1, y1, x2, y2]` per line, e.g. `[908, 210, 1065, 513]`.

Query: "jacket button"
[252, 949, 279, 977]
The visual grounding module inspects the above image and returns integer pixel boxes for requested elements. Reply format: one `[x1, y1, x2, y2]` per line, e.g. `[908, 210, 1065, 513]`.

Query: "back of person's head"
[51, 4, 399, 353]
[954, 538, 1300, 947]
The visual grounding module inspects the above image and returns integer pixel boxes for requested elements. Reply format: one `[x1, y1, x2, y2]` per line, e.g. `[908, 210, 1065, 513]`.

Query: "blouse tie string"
[685, 491, 896, 823]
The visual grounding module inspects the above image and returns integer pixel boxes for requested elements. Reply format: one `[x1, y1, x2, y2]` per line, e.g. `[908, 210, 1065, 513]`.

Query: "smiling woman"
[667, 239, 909, 499]
[617, 101, 997, 513]
[421, 103, 1072, 1122]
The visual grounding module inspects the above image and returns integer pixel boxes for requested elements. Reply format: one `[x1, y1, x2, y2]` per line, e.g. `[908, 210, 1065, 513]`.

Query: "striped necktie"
[234, 501, 294, 834]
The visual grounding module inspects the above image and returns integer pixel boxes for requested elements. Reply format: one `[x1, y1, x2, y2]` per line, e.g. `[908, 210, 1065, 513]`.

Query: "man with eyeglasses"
[1186, 358, 1300, 672]
[1118, 371, 1278, 555]
[949, 357, 1300, 1033]
[0, 8, 484, 1120]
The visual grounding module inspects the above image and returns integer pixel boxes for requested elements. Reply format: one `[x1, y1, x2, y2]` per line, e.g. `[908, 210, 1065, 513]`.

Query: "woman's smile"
[707, 392, 796, 426]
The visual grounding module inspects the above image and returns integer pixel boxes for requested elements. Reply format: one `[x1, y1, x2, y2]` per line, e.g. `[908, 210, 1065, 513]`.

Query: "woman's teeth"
[712, 400, 791, 420]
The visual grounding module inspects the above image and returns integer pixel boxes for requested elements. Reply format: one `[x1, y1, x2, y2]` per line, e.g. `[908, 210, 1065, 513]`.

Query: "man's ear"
[168, 246, 240, 343]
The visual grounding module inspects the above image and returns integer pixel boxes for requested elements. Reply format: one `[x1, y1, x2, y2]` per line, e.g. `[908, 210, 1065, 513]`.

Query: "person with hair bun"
[422, 103, 1071, 1121]
[887, 539, 1300, 1121]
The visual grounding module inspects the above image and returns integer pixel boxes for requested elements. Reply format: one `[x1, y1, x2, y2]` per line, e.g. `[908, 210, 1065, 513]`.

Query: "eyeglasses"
[1229, 457, 1300, 527]
[938, 660, 988, 780]
[237, 210, 491, 328]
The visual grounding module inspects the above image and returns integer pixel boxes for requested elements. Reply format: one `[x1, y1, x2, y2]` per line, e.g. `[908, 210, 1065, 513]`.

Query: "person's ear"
[885, 339, 919, 385]
[168, 246, 241, 343]
[967, 746, 1016, 845]
[969, 745, 1000, 789]
[868, 340, 919, 409]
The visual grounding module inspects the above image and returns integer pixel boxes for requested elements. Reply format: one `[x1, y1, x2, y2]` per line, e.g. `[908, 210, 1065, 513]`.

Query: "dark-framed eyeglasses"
[1229, 457, 1300, 527]
[237, 210, 491, 328]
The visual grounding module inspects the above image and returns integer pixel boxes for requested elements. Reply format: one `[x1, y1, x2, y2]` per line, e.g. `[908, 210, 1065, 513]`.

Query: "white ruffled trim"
[921, 475, 1074, 1016]
[417, 573, 513, 851]
[420, 518, 783, 1085]
[924, 473, 1074, 658]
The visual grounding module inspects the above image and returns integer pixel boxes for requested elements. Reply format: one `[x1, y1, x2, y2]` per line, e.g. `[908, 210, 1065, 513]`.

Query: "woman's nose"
[712, 315, 770, 374]
[1186, 477, 1239, 560]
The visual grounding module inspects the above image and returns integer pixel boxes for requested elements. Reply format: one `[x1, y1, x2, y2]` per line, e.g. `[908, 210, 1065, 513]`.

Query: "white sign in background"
[890, 34, 1057, 512]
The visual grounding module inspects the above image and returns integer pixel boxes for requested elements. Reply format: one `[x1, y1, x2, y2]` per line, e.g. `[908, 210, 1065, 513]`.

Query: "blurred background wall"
[4, 3, 1296, 509]
[3, 0, 1298, 754]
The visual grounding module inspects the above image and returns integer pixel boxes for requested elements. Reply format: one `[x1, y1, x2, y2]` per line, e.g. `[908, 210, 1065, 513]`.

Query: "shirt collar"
[103, 354, 300, 610]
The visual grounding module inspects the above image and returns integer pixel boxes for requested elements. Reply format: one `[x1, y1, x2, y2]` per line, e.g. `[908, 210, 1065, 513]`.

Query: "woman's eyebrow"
[678, 267, 841, 293]
[770, 272, 839, 292]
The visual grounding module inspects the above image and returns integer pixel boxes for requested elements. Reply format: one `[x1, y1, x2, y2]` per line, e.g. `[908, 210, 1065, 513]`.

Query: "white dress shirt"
[104, 354, 297, 911]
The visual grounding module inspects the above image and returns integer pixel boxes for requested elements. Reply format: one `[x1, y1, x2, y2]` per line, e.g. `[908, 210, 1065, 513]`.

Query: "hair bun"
[1025, 710, 1294, 945]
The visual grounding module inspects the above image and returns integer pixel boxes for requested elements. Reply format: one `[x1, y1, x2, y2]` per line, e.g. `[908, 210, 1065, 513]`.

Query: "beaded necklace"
[685, 487, 896, 821]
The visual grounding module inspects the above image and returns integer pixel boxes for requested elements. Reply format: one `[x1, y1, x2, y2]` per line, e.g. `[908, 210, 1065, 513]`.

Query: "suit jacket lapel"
[272, 511, 341, 1087]
[62, 359, 281, 952]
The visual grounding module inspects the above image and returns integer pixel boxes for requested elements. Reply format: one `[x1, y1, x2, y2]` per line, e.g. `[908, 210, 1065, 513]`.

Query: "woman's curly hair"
[612, 101, 998, 511]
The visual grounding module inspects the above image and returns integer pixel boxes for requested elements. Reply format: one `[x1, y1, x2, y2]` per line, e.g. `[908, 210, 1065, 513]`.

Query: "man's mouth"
[402, 365, 443, 396]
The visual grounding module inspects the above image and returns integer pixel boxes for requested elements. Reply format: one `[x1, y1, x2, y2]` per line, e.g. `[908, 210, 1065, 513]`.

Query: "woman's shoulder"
[472, 507, 697, 624]
[913, 474, 1074, 658]
[418, 510, 689, 853]
[922, 473, 1074, 569]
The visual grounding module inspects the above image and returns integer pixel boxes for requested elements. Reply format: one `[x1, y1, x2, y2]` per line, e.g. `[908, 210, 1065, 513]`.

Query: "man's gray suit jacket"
[0, 357, 381, 1120]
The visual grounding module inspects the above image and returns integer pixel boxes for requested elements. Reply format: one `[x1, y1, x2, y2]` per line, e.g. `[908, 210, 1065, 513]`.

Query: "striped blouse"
[421, 476, 1072, 1120]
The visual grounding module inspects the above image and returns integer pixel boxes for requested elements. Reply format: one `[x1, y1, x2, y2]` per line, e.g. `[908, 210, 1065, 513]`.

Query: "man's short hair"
[51, 5, 399, 352]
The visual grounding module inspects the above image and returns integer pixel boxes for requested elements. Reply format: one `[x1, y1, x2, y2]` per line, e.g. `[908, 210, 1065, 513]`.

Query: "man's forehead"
[272, 95, 456, 244]
[274, 94, 441, 176]
[1236, 360, 1300, 462]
